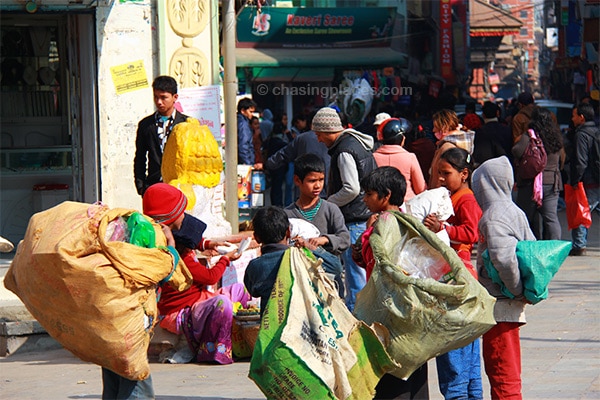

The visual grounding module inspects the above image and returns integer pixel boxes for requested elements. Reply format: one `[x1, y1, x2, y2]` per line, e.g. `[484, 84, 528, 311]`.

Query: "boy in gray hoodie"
[472, 156, 536, 400]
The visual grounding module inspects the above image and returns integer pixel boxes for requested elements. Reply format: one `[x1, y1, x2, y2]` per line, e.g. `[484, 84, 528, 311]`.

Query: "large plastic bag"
[564, 182, 592, 230]
[405, 187, 454, 246]
[353, 211, 496, 379]
[289, 217, 321, 239]
[4, 201, 192, 380]
[482, 240, 571, 304]
[249, 247, 398, 399]
[347, 78, 373, 126]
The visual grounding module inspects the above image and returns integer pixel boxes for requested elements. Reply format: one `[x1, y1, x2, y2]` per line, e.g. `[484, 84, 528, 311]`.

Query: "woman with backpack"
[513, 107, 564, 240]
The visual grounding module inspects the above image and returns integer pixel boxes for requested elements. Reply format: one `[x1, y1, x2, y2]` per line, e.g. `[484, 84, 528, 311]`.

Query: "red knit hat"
[462, 113, 482, 131]
[142, 183, 187, 225]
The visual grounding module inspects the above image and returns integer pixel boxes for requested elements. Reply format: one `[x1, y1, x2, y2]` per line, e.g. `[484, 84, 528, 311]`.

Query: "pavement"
[0, 210, 599, 399]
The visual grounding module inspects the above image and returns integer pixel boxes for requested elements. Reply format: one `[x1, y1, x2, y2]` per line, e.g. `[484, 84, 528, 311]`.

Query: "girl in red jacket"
[143, 183, 251, 365]
[424, 147, 483, 399]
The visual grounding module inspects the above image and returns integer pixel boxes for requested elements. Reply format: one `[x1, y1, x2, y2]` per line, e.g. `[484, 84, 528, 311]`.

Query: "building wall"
[95, 1, 158, 210]
[95, 0, 216, 211]
[496, 0, 539, 92]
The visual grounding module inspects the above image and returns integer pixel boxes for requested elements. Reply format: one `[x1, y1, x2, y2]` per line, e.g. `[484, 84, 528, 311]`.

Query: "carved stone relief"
[166, 0, 210, 87]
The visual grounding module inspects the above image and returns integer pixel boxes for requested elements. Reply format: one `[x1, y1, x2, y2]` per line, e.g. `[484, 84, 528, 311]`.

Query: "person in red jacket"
[143, 183, 251, 365]
[423, 147, 483, 399]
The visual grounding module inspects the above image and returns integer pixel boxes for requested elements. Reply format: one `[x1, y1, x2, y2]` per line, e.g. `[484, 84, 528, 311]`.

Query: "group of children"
[130, 148, 531, 400]
[248, 150, 532, 400]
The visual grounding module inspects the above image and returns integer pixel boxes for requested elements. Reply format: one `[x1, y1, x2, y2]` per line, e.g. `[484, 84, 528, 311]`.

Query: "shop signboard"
[440, 0, 453, 80]
[237, 6, 395, 48]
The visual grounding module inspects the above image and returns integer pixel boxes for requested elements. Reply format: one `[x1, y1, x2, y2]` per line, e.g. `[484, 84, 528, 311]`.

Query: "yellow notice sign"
[110, 60, 149, 94]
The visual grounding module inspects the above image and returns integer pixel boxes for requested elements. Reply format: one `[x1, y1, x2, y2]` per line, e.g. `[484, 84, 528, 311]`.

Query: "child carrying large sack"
[4, 201, 192, 381]
[353, 205, 496, 380]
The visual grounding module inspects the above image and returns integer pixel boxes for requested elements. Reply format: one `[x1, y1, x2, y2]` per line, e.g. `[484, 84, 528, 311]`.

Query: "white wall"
[96, 1, 157, 211]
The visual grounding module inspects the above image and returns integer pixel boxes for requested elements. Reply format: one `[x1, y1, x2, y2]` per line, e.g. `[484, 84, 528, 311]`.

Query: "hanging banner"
[175, 86, 221, 142]
[440, 0, 453, 80]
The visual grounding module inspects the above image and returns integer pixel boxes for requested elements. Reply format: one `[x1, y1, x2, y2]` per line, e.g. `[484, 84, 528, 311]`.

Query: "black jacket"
[328, 132, 377, 223]
[570, 121, 600, 185]
[133, 110, 188, 195]
[472, 120, 513, 166]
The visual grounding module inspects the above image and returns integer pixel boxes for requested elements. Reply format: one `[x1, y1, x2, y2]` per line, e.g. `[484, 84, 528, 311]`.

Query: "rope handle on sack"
[158, 245, 179, 285]
[155, 245, 180, 303]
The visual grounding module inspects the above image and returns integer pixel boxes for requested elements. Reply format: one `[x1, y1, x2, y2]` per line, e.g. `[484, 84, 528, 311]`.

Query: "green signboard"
[237, 6, 395, 48]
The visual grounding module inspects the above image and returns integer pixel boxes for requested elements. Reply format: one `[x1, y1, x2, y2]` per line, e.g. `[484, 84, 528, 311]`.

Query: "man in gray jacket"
[312, 107, 377, 311]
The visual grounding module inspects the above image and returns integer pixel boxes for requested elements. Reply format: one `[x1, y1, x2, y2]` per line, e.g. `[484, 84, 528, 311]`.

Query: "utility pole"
[222, 0, 239, 234]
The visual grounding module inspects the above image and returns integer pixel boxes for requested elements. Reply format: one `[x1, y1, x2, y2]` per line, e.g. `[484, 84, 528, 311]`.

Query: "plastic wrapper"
[395, 236, 452, 282]
[289, 218, 321, 239]
[105, 216, 129, 242]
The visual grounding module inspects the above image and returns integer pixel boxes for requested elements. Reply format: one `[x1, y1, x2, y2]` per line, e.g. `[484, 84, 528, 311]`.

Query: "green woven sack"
[482, 240, 571, 304]
[249, 247, 398, 399]
[354, 211, 497, 379]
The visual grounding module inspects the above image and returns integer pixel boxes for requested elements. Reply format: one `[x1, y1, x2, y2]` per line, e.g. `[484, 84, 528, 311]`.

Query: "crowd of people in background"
[125, 79, 600, 399]
[232, 92, 598, 398]
[237, 90, 599, 256]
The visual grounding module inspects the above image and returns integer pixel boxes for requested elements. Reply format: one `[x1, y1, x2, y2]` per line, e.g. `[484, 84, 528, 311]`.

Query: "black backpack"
[517, 129, 547, 179]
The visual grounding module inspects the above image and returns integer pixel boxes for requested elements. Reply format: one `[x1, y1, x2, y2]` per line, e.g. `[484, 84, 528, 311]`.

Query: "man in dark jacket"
[265, 115, 331, 199]
[134, 75, 188, 196]
[237, 97, 257, 165]
[313, 107, 377, 311]
[473, 101, 513, 166]
[569, 102, 600, 256]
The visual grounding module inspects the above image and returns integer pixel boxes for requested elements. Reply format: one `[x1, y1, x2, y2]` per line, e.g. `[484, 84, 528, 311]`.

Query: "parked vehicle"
[535, 100, 574, 132]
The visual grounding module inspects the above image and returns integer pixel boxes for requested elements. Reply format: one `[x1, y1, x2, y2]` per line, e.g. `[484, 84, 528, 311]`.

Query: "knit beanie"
[312, 107, 343, 132]
[142, 183, 187, 225]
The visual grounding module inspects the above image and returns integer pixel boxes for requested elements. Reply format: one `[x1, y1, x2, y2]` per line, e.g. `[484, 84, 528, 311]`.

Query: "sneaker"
[569, 247, 587, 256]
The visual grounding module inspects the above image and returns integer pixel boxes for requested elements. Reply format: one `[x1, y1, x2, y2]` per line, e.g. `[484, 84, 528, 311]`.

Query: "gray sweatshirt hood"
[262, 109, 273, 121]
[472, 156, 514, 210]
[340, 128, 374, 151]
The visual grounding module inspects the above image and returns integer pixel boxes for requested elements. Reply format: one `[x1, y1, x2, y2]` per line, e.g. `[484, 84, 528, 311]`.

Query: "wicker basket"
[234, 314, 260, 351]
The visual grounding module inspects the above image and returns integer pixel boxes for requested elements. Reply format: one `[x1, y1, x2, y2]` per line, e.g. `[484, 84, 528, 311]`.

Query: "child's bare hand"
[292, 236, 317, 251]
[307, 236, 328, 248]
[225, 249, 242, 261]
[351, 243, 366, 268]
[160, 224, 176, 247]
[423, 214, 442, 233]
[367, 213, 379, 229]
[210, 240, 230, 250]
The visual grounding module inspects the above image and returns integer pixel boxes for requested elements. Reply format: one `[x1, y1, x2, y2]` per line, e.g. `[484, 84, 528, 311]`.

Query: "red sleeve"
[198, 238, 211, 251]
[182, 250, 229, 286]
[446, 194, 481, 245]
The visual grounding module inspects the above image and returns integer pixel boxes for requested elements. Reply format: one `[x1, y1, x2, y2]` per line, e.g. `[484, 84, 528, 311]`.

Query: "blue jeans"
[572, 186, 600, 250]
[436, 339, 483, 400]
[313, 247, 345, 298]
[343, 221, 367, 312]
[102, 367, 155, 399]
